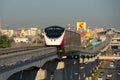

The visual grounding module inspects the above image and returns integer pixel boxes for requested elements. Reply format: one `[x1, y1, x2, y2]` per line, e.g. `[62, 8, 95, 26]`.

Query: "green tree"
[0, 35, 11, 48]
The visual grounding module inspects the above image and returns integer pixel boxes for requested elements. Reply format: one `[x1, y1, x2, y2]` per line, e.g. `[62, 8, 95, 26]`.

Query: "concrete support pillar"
[89, 58, 93, 62]
[92, 58, 95, 62]
[95, 56, 98, 60]
[88, 77, 92, 80]
[56, 61, 64, 70]
[85, 77, 89, 80]
[35, 68, 47, 80]
[84, 58, 88, 63]
[79, 58, 83, 63]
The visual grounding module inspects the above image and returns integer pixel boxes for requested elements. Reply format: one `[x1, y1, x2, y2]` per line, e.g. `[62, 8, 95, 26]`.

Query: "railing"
[0, 46, 44, 55]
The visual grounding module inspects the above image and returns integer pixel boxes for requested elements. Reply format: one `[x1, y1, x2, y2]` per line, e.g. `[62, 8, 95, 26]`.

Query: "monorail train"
[44, 25, 81, 54]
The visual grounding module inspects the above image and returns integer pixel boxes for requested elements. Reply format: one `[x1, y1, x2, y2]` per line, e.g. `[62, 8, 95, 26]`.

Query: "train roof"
[45, 25, 65, 30]
[44, 25, 80, 34]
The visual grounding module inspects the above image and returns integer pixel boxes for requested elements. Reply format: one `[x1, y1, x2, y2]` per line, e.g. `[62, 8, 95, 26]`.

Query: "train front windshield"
[45, 26, 65, 38]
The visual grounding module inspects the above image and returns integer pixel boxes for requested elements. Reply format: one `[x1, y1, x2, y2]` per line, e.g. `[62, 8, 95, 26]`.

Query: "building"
[13, 37, 29, 43]
[94, 27, 104, 33]
[14, 27, 42, 43]
[0, 29, 14, 37]
[15, 28, 39, 37]
[110, 37, 120, 49]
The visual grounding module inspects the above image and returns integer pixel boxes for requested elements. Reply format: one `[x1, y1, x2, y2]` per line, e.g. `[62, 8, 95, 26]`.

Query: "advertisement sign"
[77, 22, 86, 30]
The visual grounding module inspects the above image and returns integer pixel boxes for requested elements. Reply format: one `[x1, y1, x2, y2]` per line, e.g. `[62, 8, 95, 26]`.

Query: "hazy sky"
[0, 0, 120, 29]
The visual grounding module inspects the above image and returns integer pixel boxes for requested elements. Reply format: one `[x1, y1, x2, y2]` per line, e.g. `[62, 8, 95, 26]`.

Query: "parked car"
[117, 71, 120, 75]
[106, 74, 112, 78]
[99, 71, 104, 76]
[97, 76, 103, 80]
[109, 62, 114, 67]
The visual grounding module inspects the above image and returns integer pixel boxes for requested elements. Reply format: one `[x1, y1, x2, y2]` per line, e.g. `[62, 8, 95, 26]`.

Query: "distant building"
[13, 37, 29, 43]
[28, 28, 38, 36]
[15, 29, 26, 37]
[15, 28, 39, 37]
[99, 35, 106, 42]
[1, 29, 14, 37]
[94, 27, 104, 33]
[14, 27, 42, 42]
[110, 37, 120, 49]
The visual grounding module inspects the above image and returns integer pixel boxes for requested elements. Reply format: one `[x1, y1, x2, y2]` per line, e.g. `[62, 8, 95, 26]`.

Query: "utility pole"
[0, 23, 2, 35]
[0, 23, 1, 30]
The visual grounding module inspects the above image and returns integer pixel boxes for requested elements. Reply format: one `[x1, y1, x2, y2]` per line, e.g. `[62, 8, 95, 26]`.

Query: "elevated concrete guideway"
[0, 47, 58, 80]
[99, 56, 120, 60]
[0, 29, 114, 80]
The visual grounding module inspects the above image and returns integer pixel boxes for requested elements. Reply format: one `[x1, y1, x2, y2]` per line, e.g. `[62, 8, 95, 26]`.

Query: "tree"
[0, 35, 11, 48]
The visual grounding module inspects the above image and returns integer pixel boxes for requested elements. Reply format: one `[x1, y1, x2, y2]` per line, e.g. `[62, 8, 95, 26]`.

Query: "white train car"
[44, 26, 81, 54]
[44, 26, 65, 46]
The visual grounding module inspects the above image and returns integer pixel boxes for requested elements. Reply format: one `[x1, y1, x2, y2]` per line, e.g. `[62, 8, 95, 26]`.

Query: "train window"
[45, 26, 65, 38]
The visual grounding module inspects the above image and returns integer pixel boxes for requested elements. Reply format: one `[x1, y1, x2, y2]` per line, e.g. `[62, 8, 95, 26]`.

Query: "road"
[96, 60, 120, 80]
[96, 48, 120, 80]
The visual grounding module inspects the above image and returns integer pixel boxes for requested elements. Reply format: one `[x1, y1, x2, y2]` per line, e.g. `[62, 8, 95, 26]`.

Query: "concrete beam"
[0, 54, 58, 80]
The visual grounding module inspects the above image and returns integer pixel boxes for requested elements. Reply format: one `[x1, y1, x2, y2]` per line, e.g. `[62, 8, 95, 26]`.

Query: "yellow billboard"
[85, 31, 93, 38]
[77, 22, 86, 30]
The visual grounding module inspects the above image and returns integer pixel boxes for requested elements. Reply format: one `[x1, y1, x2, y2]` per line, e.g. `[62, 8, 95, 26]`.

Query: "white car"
[107, 74, 112, 77]
[97, 76, 103, 80]
[117, 72, 120, 75]
[109, 62, 114, 67]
